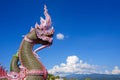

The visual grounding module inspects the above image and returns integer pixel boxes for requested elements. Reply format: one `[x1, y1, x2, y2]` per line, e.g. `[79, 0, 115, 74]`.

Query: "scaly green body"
[19, 30, 46, 80]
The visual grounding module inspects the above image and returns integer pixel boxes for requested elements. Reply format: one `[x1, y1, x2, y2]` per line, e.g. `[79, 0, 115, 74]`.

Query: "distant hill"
[65, 74, 120, 80]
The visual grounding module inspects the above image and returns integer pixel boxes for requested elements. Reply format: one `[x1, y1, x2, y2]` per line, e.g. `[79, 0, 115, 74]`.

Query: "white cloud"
[103, 66, 120, 75]
[66, 56, 79, 65]
[48, 55, 120, 76]
[112, 66, 120, 74]
[48, 55, 98, 76]
[56, 33, 64, 40]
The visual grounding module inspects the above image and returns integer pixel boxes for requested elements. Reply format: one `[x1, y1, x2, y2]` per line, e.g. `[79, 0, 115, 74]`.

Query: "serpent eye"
[14, 75, 17, 78]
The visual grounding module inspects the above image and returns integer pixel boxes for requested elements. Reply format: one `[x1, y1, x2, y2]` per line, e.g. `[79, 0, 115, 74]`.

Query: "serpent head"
[34, 5, 54, 46]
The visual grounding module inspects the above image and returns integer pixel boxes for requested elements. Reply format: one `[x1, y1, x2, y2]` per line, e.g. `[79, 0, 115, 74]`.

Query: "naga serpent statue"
[0, 5, 54, 80]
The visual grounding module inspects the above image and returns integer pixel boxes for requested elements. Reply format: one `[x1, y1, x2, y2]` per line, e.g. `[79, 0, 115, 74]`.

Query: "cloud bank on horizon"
[48, 55, 120, 76]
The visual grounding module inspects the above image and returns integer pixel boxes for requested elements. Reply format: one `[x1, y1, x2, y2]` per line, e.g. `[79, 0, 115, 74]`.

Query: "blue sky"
[0, 0, 120, 75]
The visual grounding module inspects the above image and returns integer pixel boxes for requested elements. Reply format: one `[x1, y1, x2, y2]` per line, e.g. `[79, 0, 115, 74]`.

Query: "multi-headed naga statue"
[0, 5, 54, 80]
